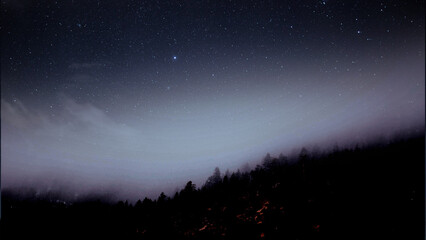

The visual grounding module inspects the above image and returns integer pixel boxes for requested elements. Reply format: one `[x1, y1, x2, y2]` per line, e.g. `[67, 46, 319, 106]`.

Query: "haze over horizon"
[1, 0, 424, 200]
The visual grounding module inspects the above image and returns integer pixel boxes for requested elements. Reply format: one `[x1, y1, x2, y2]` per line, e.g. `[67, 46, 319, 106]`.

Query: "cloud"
[1, 97, 159, 200]
[1, 54, 425, 201]
[1, 96, 244, 201]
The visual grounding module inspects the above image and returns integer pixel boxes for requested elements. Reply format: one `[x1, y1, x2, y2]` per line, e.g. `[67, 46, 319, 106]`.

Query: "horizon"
[2, 132, 424, 202]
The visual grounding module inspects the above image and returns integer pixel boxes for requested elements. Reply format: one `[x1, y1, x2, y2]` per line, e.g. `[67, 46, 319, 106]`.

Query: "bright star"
[173, 56, 177, 60]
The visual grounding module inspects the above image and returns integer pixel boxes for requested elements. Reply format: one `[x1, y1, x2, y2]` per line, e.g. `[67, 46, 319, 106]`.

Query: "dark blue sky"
[1, 0, 424, 200]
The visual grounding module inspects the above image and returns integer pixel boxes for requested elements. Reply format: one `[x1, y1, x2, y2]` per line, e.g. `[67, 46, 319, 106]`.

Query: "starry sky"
[1, 0, 424, 200]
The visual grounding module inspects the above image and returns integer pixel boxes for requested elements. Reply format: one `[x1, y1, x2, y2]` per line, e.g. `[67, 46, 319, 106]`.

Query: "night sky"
[1, 0, 424, 200]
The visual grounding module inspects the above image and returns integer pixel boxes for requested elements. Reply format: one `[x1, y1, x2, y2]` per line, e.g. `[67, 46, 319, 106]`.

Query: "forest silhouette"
[1, 135, 424, 239]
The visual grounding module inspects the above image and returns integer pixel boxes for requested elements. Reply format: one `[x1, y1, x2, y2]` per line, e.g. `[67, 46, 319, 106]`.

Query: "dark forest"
[1, 136, 424, 239]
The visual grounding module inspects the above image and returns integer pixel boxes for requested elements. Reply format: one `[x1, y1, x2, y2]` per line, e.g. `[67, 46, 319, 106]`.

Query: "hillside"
[1, 136, 424, 239]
